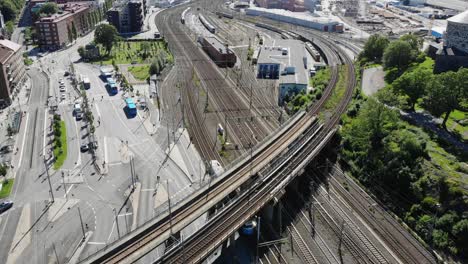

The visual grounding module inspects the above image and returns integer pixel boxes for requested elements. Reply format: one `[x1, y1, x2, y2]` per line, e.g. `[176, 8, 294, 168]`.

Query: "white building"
[257, 39, 309, 105]
[445, 9, 468, 54]
[246, 7, 344, 32]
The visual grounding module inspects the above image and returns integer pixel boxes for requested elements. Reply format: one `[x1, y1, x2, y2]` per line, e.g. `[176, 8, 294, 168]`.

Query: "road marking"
[16, 113, 30, 170]
[118, 213, 133, 217]
[63, 184, 74, 198]
[74, 118, 81, 167]
[88, 241, 106, 245]
[141, 189, 155, 192]
[104, 136, 108, 165]
[42, 110, 47, 156]
[106, 219, 116, 243]
[95, 103, 101, 120]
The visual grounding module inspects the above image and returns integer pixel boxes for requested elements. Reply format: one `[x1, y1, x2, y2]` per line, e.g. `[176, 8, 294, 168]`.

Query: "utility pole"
[77, 207, 86, 241]
[113, 208, 121, 239]
[167, 180, 173, 236]
[278, 202, 282, 263]
[256, 216, 261, 264]
[62, 171, 67, 201]
[52, 243, 60, 264]
[43, 157, 54, 203]
[338, 220, 345, 256]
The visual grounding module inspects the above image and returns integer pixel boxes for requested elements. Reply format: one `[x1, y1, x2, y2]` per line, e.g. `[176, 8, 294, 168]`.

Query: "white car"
[60, 93, 66, 100]
[59, 87, 66, 93]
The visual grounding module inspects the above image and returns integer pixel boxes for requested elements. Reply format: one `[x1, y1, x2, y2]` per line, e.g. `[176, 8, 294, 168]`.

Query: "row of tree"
[340, 98, 468, 258]
[0, 0, 24, 35]
[360, 34, 468, 130]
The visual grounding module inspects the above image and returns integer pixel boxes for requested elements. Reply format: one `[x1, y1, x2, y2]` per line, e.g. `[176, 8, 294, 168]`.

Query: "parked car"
[89, 141, 98, 150]
[0, 201, 13, 214]
[80, 143, 89, 152]
[59, 87, 66, 93]
[64, 71, 70, 76]
[76, 112, 83, 121]
[60, 93, 66, 101]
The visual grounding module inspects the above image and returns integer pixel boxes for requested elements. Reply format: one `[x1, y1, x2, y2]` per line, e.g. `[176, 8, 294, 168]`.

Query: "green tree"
[359, 34, 389, 63]
[415, 214, 433, 241]
[383, 40, 415, 71]
[78, 46, 85, 58]
[0, 0, 18, 22]
[391, 68, 432, 110]
[149, 59, 160, 75]
[432, 229, 450, 250]
[400, 33, 423, 51]
[5, 21, 14, 36]
[422, 69, 468, 129]
[0, 165, 7, 176]
[452, 219, 468, 255]
[38, 2, 58, 16]
[94, 24, 118, 55]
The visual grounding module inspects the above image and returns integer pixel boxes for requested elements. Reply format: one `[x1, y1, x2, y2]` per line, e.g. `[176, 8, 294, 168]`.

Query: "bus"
[106, 77, 118, 95]
[125, 98, 137, 117]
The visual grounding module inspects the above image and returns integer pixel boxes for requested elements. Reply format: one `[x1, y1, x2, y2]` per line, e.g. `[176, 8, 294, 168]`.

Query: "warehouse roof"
[447, 9, 468, 24]
[203, 36, 231, 54]
[258, 39, 308, 85]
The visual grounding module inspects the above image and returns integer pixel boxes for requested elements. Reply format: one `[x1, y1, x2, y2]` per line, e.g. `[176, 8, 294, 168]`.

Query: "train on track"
[306, 42, 321, 61]
[199, 14, 216, 33]
[215, 11, 233, 19]
[181, 7, 190, 24]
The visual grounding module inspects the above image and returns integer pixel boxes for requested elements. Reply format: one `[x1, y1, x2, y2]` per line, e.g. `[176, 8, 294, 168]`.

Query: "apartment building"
[35, 3, 92, 50]
[0, 38, 26, 107]
[107, 0, 146, 33]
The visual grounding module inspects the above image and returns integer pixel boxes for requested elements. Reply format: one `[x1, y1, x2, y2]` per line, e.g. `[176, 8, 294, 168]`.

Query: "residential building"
[0, 38, 26, 107]
[257, 39, 309, 105]
[107, 0, 146, 34]
[35, 3, 93, 50]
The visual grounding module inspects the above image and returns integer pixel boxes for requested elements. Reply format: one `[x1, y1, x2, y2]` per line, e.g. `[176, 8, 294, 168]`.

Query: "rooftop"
[447, 9, 468, 24]
[258, 39, 308, 85]
[0, 39, 21, 64]
[36, 3, 91, 23]
[204, 36, 231, 54]
[247, 6, 340, 25]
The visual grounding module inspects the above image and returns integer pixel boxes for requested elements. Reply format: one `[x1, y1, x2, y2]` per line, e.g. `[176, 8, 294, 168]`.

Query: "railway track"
[80, 1, 353, 263]
[321, 166, 437, 264]
[158, 19, 356, 264]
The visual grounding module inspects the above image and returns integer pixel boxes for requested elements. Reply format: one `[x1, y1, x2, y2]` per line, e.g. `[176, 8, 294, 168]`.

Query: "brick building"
[0, 38, 26, 107]
[35, 3, 92, 50]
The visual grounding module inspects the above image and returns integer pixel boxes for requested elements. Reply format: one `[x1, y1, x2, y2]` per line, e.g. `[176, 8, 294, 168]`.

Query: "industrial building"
[434, 9, 468, 73]
[257, 39, 309, 105]
[200, 36, 237, 67]
[246, 7, 344, 32]
[35, 3, 93, 50]
[107, 0, 146, 33]
[0, 37, 26, 107]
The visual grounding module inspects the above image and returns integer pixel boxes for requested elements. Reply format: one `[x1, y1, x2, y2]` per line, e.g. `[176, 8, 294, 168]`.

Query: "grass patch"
[323, 65, 348, 112]
[94, 41, 172, 65]
[128, 65, 150, 81]
[53, 121, 67, 170]
[0, 179, 14, 199]
[24, 57, 33, 66]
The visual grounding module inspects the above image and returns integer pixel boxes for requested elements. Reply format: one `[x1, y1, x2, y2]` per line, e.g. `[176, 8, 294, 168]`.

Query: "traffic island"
[0, 178, 14, 199]
[52, 115, 67, 170]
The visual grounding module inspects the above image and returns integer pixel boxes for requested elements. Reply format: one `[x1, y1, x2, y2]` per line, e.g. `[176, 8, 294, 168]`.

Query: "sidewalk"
[0, 76, 31, 180]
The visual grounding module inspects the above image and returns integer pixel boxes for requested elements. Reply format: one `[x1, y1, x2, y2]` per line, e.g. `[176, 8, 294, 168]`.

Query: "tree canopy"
[94, 24, 118, 54]
[38, 2, 58, 16]
[392, 68, 432, 110]
[422, 68, 468, 128]
[383, 40, 415, 70]
[359, 34, 389, 63]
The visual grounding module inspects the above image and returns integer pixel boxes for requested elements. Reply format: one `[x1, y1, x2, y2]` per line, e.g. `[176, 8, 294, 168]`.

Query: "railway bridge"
[79, 2, 356, 263]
